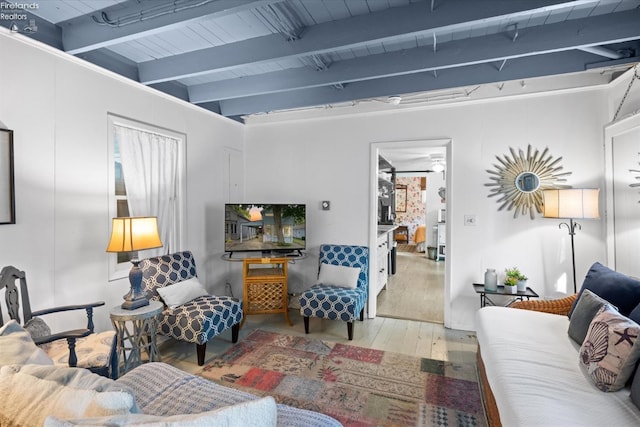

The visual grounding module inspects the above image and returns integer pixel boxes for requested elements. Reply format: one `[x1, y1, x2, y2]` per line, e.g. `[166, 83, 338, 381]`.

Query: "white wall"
[244, 88, 611, 331]
[0, 31, 244, 333]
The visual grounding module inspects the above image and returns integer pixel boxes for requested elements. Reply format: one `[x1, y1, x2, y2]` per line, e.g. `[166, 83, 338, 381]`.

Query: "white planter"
[517, 280, 527, 292]
[504, 285, 517, 294]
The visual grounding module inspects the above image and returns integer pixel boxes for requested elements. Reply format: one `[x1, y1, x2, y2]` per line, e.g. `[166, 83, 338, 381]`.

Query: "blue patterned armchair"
[140, 251, 243, 366]
[299, 244, 369, 340]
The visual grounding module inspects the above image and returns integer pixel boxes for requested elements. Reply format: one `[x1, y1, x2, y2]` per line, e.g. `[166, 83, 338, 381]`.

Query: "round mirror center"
[515, 172, 540, 193]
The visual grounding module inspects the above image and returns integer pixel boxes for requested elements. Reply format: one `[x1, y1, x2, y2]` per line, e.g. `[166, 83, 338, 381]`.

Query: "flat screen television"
[224, 204, 306, 256]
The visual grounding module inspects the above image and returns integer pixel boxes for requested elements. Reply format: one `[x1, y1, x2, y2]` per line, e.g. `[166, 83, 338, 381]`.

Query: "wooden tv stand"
[242, 258, 291, 326]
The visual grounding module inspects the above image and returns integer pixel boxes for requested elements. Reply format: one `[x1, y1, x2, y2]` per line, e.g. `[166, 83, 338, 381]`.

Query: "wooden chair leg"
[347, 321, 354, 340]
[232, 323, 240, 343]
[304, 316, 310, 334]
[196, 343, 206, 366]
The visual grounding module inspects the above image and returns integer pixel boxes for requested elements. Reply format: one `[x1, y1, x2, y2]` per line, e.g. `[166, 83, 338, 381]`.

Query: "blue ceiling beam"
[60, 0, 282, 55]
[217, 50, 634, 117]
[188, 9, 640, 103]
[76, 49, 139, 81]
[138, 0, 574, 84]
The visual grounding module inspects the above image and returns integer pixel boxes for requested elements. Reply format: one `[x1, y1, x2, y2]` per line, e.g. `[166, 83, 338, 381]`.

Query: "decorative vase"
[517, 280, 527, 292]
[505, 285, 517, 294]
[484, 269, 497, 292]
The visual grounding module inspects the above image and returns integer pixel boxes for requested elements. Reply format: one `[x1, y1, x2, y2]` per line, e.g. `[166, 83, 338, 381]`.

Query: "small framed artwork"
[0, 129, 15, 224]
[395, 185, 407, 212]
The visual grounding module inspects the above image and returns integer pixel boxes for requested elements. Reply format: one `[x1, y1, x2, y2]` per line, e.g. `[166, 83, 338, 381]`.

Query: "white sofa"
[476, 262, 640, 426]
[476, 306, 640, 426]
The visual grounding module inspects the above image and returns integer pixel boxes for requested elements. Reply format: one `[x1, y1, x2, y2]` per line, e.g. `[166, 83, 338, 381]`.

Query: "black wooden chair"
[0, 265, 118, 379]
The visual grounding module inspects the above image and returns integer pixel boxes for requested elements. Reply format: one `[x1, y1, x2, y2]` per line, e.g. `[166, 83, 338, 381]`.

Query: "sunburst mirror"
[486, 145, 571, 219]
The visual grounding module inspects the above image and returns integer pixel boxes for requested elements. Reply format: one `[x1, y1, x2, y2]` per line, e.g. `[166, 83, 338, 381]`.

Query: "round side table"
[110, 300, 163, 375]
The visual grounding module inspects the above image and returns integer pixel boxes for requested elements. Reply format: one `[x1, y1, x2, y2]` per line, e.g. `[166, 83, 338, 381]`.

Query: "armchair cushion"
[156, 277, 208, 309]
[158, 295, 242, 345]
[46, 331, 117, 370]
[0, 320, 53, 366]
[316, 262, 360, 289]
[301, 285, 366, 321]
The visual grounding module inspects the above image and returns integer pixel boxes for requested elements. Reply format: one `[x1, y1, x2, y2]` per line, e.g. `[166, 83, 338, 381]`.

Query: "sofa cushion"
[0, 364, 137, 426]
[568, 289, 615, 345]
[0, 319, 53, 366]
[579, 305, 640, 392]
[43, 396, 277, 427]
[569, 262, 640, 318]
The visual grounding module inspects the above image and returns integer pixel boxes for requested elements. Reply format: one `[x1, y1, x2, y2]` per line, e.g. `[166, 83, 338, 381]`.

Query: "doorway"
[368, 139, 452, 327]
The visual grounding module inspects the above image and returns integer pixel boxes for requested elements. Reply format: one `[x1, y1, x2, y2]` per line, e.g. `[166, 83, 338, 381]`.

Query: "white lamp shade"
[542, 188, 600, 219]
[106, 216, 163, 253]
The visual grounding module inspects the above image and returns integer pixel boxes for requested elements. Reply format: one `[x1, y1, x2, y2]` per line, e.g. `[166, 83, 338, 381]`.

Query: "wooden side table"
[110, 300, 163, 375]
[243, 258, 291, 326]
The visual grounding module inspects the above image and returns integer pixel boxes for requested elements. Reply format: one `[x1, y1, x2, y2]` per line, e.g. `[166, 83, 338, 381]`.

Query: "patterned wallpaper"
[395, 177, 426, 243]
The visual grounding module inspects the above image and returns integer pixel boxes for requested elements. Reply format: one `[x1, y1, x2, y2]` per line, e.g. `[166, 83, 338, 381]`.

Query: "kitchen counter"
[377, 225, 397, 237]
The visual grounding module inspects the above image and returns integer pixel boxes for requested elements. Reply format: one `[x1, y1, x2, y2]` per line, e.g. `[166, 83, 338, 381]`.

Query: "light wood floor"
[156, 309, 477, 376]
[377, 250, 445, 323]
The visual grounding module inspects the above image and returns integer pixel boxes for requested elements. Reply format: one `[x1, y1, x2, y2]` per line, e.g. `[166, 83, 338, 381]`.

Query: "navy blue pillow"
[630, 303, 640, 324]
[569, 262, 640, 318]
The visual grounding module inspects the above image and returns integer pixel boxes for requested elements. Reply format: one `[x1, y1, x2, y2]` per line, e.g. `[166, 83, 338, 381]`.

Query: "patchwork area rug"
[199, 330, 486, 427]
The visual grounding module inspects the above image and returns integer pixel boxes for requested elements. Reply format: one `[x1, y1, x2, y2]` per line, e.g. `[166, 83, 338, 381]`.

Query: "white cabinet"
[376, 232, 391, 295]
[436, 223, 446, 261]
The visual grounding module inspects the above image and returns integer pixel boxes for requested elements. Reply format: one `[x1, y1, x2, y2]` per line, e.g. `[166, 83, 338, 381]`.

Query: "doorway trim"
[369, 138, 452, 327]
[604, 112, 640, 271]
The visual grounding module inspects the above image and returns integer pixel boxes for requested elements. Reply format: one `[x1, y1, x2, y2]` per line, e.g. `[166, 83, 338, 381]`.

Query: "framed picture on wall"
[396, 185, 407, 212]
[0, 129, 15, 224]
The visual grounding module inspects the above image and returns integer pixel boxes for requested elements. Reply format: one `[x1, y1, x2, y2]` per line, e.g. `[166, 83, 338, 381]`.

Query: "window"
[108, 115, 186, 280]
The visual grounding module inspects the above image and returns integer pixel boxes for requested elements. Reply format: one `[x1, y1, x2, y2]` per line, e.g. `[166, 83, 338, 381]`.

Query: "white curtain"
[115, 125, 179, 257]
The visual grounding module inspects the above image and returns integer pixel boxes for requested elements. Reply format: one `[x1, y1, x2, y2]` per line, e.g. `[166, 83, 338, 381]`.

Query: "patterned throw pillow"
[579, 305, 640, 392]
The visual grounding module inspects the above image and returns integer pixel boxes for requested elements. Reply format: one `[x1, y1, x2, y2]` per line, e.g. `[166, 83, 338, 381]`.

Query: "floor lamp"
[542, 189, 600, 294]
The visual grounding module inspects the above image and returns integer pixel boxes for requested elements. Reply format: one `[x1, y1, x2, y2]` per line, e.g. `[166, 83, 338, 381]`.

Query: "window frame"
[107, 114, 187, 281]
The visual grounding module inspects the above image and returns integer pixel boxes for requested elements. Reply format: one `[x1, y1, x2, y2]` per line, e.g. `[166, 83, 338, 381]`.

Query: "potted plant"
[504, 267, 527, 293]
[516, 273, 528, 292]
[503, 275, 518, 294]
